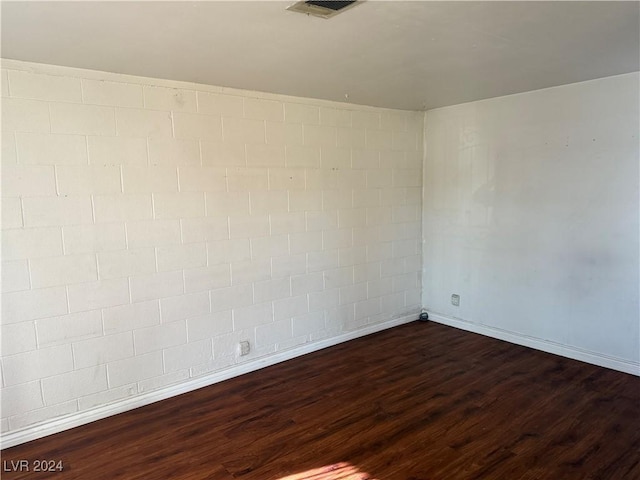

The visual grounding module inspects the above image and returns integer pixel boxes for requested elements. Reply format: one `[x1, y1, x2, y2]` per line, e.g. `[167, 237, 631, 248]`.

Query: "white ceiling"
[2, 1, 639, 111]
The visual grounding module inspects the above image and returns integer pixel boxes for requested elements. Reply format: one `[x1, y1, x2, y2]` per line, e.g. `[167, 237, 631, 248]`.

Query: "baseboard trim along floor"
[1, 313, 417, 449]
[427, 311, 639, 376]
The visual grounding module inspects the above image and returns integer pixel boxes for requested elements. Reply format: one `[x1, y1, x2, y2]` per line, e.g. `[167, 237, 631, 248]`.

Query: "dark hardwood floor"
[2, 322, 639, 479]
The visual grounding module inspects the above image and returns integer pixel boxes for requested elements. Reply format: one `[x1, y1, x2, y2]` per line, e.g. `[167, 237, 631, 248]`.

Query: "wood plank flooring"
[2, 322, 639, 479]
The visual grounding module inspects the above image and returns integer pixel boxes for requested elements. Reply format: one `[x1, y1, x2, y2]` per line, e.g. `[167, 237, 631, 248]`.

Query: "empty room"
[1, 1, 639, 479]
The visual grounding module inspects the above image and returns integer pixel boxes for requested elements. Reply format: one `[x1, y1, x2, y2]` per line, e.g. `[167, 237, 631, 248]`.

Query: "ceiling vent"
[287, 1, 361, 19]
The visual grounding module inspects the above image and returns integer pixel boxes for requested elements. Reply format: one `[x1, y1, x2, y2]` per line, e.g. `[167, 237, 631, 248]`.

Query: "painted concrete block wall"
[0, 60, 423, 436]
[422, 73, 639, 373]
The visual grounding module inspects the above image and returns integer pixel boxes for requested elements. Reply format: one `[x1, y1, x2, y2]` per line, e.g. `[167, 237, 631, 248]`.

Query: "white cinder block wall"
[0, 60, 423, 439]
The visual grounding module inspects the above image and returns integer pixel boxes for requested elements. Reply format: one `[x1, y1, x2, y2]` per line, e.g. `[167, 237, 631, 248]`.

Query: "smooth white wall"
[422, 73, 639, 372]
[0, 59, 423, 439]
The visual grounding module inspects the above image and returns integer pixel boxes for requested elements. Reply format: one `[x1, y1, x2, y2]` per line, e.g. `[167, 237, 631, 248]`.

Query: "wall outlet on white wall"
[451, 294, 460, 306]
[239, 341, 251, 356]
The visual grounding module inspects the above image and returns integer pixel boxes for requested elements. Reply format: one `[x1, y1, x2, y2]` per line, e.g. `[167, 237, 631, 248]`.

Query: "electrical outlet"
[451, 294, 460, 306]
[239, 341, 250, 356]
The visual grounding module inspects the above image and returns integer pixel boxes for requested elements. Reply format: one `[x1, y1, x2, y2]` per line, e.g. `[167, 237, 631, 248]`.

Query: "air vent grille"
[306, 1, 356, 11]
[287, 1, 360, 19]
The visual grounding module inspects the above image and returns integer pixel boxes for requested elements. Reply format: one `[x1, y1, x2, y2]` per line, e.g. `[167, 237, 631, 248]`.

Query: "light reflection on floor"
[277, 462, 378, 480]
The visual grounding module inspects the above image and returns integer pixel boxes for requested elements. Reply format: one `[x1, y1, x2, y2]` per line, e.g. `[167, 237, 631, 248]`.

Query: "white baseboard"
[1, 314, 417, 449]
[426, 311, 640, 376]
